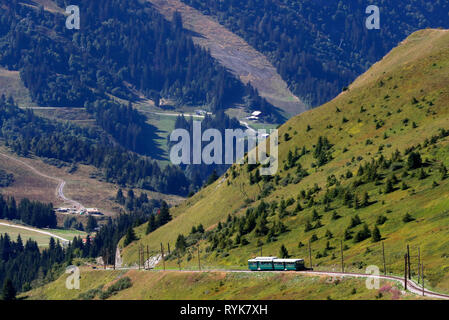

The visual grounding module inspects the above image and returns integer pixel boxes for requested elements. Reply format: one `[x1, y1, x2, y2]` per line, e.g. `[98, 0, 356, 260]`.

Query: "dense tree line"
[0, 194, 56, 228]
[1, 193, 173, 296]
[0, 97, 190, 195]
[0, 169, 13, 187]
[169, 111, 245, 189]
[86, 99, 161, 156]
[0, 235, 66, 294]
[183, 0, 449, 106]
[0, 0, 271, 114]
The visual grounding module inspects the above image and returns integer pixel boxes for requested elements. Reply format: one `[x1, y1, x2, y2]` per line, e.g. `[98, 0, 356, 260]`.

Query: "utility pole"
[422, 264, 425, 296]
[138, 245, 141, 270]
[168, 243, 171, 255]
[340, 240, 344, 273]
[197, 246, 201, 271]
[141, 245, 144, 270]
[260, 246, 263, 257]
[147, 245, 150, 270]
[404, 253, 408, 291]
[382, 242, 386, 275]
[407, 245, 411, 279]
[177, 251, 181, 271]
[417, 247, 421, 284]
[308, 240, 313, 270]
[160, 242, 165, 271]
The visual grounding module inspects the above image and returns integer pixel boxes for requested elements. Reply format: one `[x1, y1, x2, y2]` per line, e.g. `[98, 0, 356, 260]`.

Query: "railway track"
[97, 264, 449, 299]
[302, 270, 449, 300]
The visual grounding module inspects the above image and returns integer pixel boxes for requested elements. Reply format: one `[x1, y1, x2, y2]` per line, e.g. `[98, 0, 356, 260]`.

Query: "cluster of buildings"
[246, 110, 262, 121]
[56, 207, 103, 216]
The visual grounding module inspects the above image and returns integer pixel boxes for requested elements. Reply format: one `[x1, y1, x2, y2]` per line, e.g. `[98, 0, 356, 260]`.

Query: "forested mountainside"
[170, 111, 244, 189]
[0, 97, 190, 195]
[121, 29, 449, 293]
[0, 0, 277, 117]
[182, 0, 449, 107]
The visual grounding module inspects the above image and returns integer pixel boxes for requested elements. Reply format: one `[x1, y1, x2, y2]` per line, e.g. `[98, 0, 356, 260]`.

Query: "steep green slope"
[121, 29, 449, 293]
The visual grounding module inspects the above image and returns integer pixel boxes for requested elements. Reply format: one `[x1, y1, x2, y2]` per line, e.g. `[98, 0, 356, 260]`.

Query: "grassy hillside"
[23, 267, 420, 300]
[119, 29, 449, 294]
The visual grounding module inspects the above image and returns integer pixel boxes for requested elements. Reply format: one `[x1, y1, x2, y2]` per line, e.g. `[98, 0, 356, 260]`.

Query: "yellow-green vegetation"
[23, 267, 421, 300]
[119, 29, 449, 296]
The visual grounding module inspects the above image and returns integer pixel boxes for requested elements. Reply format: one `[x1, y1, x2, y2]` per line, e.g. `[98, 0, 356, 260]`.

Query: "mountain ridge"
[119, 28, 449, 293]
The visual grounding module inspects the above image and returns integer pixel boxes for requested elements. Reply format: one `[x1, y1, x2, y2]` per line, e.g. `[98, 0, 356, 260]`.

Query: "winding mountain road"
[0, 152, 85, 211]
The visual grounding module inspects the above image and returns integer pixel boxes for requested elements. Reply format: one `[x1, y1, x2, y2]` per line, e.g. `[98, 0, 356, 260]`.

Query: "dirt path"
[146, 0, 307, 117]
[0, 152, 85, 211]
[0, 221, 70, 243]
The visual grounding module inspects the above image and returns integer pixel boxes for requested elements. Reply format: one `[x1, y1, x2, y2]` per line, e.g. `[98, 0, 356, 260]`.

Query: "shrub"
[403, 213, 415, 223]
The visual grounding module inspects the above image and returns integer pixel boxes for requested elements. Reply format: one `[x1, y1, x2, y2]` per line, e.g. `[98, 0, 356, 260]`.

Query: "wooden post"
[308, 240, 313, 269]
[422, 264, 425, 296]
[417, 247, 421, 284]
[382, 242, 386, 275]
[197, 246, 201, 271]
[141, 245, 144, 270]
[138, 245, 141, 270]
[147, 245, 150, 270]
[113, 248, 116, 270]
[340, 240, 344, 273]
[407, 245, 411, 279]
[168, 243, 171, 255]
[404, 253, 408, 291]
[160, 243, 165, 271]
[177, 251, 181, 271]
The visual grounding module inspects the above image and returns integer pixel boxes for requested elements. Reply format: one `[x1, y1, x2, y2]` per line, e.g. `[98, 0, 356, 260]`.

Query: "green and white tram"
[248, 257, 305, 271]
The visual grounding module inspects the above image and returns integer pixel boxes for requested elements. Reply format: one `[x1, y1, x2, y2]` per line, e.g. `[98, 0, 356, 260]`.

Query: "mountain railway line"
[96, 264, 449, 300]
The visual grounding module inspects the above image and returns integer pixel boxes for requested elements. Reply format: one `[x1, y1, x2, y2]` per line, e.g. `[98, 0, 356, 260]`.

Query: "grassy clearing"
[0, 220, 86, 247]
[120, 29, 449, 295]
[0, 67, 33, 108]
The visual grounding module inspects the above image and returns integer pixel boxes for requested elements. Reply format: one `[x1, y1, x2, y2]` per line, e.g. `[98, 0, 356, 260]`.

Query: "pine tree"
[145, 214, 156, 235]
[361, 192, 370, 207]
[86, 215, 98, 233]
[124, 227, 137, 246]
[279, 244, 289, 258]
[372, 226, 381, 242]
[157, 201, 172, 226]
[116, 189, 125, 205]
[175, 234, 187, 253]
[385, 179, 394, 193]
[2, 279, 16, 301]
